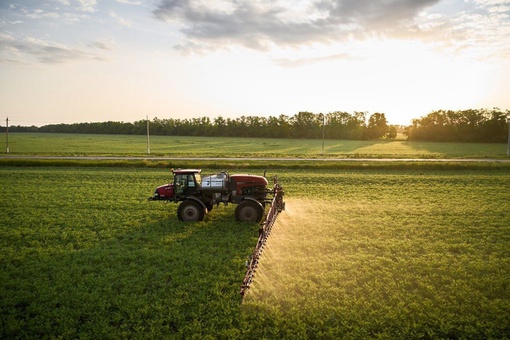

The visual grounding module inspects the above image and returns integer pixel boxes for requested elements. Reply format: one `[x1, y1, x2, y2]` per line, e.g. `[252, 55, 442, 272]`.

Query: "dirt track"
[1, 155, 509, 162]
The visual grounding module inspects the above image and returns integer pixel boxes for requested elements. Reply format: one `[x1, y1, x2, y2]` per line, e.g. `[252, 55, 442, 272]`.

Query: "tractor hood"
[149, 183, 174, 201]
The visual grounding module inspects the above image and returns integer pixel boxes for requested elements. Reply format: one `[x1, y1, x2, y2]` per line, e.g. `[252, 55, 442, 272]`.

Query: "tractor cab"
[149, 169, 202, 201]
[172, 169, 202, 197]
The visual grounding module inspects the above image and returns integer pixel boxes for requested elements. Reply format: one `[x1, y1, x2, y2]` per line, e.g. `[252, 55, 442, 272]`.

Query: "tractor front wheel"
[178, 200, 205, 222]
[235, 200, 263, 223]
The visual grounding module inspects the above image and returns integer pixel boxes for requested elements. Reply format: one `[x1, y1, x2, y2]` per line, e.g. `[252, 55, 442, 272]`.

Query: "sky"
[1, 0, 509, 127]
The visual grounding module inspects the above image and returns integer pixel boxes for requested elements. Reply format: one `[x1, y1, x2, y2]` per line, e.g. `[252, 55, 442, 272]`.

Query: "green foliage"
[1, 166, 510, 338]
[386, 125, 398, 139]
[3, 111, 395, 140]
[406, 108, 510, 142]
[325, 111, 366, 139]
[4, 108, 509, 142]
[0, 167, 257, 338]
[365, 112, 390, 139]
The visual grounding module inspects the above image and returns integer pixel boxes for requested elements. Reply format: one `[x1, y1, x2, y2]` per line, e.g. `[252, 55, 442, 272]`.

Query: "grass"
[1, 166, 509, 338]
[0, 167, 257, 338]
[2, 132, 509, 158]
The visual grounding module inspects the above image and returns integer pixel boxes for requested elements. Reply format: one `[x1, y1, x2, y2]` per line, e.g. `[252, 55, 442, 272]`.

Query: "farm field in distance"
[1, 165, 509, 338]
[1, 132, 509, 158]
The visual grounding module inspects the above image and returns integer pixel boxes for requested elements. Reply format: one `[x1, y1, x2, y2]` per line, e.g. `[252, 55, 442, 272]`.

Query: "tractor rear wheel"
[178, 200, 205, 222]
[235, 200, 263, 223]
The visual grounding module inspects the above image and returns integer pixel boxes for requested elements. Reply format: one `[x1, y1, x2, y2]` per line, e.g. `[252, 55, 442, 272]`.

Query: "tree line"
[405, 108, 509, 143]
[4, 111, 397, 140]
[3, 109, 509, 142]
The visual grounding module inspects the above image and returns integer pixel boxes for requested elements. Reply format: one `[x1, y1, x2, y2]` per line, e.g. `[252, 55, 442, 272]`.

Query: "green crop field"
[2, 132, 509, 158]
[1, 165, 509, 338]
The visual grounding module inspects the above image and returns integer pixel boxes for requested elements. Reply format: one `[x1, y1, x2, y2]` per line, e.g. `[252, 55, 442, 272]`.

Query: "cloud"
[0, 33, 108, 64]
[20, 7, 61, 20]
[109, 10, 133, 27]
[153, 0, 441, 52]
[88, 38, 114, 50]
[154, 1, 329, 51]
[0, 1, 105, 66]
[152, 0, 510, 62]
[116, 0, 143, 5]
[76, 0, 97, 13]
[52, 0, 71, 5]
[49, 0, 98, 12]
[414, 0, 510, 60]
[5, 4, 90, 24]
[318, 0, 440, 29]
[50, 0, 98, 12]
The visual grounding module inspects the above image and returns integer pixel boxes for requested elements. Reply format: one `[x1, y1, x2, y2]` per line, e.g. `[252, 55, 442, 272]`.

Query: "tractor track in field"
[1, 155, 510, 162]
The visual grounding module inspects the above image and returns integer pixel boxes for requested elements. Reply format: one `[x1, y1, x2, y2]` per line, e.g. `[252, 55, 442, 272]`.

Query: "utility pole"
[321, 113, 325, 155]
[5, 117, 9, 154]
[146, 115, 150, 155]
[507, 117, 510, 157]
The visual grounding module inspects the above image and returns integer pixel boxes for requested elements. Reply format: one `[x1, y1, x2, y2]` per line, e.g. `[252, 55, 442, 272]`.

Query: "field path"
[1, 155, 509, 162]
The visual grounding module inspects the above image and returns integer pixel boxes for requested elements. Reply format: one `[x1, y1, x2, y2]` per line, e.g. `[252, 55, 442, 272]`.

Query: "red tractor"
[149, 169, 284, 222]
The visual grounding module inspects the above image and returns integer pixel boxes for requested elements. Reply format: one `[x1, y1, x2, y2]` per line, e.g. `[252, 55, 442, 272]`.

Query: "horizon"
[1, 1, 509, 128]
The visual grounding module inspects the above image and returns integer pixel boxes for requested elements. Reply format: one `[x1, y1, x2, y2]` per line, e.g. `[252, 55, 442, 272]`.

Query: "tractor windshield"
[174, 173, 200, 189]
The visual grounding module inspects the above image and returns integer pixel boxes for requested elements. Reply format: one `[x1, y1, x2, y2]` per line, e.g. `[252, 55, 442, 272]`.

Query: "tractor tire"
[177, 200, 205, 222]
[235, 200, 263, 223]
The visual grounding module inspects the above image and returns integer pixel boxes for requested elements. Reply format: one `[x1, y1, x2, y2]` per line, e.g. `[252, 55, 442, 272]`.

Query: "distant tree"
[386, 125, 397, 139]
[348, 111, 367, 139]
[326, 111, 351, 139]
[213, 116, 226, 136]
[365, 113, 390, 139]
[265, 116, 279, 138]
[479, 108, 508, 142]
[277, 114, 291, 138]
[290, 111, 321, 138]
